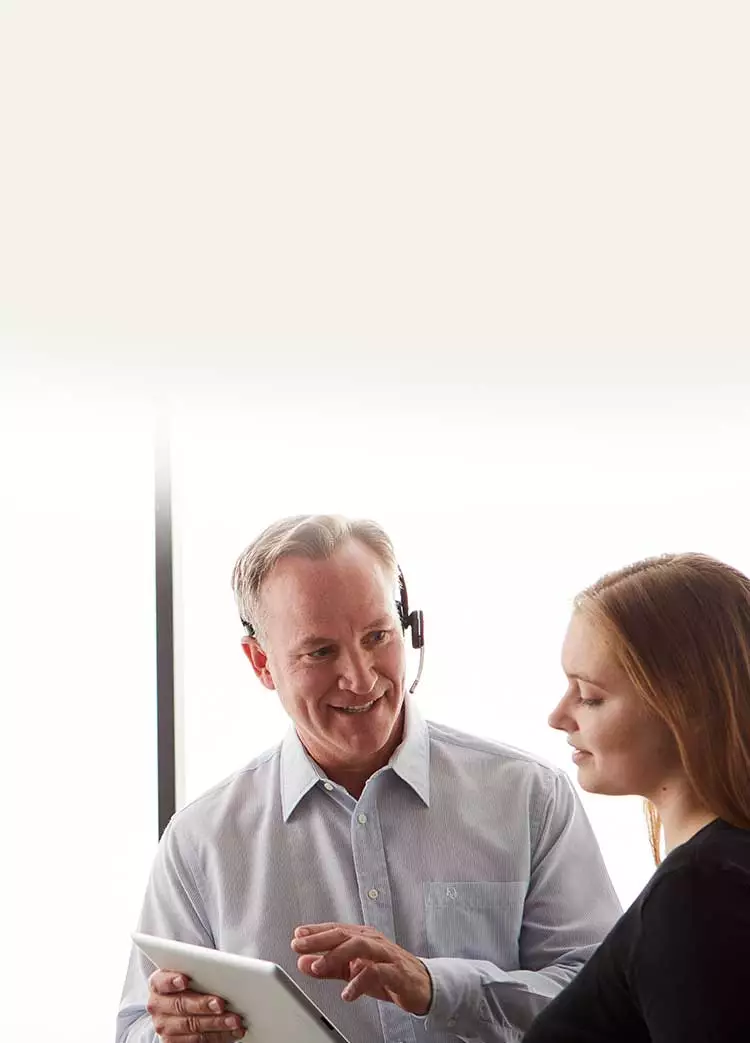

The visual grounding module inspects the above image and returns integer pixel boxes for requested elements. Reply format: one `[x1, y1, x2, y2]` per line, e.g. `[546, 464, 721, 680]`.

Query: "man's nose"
[337, 647, 378, 694]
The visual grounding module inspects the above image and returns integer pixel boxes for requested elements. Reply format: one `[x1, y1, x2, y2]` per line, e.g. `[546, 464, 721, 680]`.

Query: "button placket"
[352, 782, 417, 1043]
[351, 794, 392, 925]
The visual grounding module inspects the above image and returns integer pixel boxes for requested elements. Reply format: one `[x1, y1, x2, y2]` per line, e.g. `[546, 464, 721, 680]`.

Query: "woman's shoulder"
[670, 818, 750, 875]
[640, 820, 750, 922]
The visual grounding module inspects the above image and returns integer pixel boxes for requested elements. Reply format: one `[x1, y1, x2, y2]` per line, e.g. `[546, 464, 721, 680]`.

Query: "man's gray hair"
[231, 514, 400, 643]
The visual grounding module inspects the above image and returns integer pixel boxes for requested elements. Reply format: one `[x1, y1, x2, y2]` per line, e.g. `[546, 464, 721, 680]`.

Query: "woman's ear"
[241, 637, 276, 690]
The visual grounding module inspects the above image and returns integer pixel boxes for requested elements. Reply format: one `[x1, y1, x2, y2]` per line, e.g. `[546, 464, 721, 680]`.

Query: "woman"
[524, 552, 750, 1042]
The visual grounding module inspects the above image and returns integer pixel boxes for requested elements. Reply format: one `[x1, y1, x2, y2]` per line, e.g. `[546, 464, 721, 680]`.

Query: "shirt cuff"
[414, 958, 505, 1036]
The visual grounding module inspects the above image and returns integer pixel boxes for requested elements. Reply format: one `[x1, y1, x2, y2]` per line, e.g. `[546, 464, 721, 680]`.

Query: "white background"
[169, 378, 750, 913]
[0, 372, 158, 1043]
[1, 2, 748, 1042]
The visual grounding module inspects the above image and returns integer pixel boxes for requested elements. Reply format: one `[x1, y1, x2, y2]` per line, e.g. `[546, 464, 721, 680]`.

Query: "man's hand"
[291, 923, 432, 1015]
[146, 970, 245, 1042]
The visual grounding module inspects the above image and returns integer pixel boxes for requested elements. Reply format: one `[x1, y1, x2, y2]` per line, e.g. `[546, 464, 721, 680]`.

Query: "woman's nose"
[548, 696, 571, 732]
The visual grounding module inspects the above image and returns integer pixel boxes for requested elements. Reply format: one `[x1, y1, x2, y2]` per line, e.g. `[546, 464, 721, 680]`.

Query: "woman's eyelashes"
[578, 685, 604, 708]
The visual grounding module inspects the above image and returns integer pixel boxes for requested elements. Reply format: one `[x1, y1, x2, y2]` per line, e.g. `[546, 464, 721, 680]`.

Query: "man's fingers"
[153, 1013, 245, 1037]
[160, 1033, 244, 1043]
[294, 922, 344, 937]
[147, 986, 226, 1017]
[294, 922, 376, 940]
[291, 927, 352, 955]
[150, 969, 192, 994]
[300, 936, 387, 979]
[296, 953, 320, 976]
[341, 961, 379, 1002]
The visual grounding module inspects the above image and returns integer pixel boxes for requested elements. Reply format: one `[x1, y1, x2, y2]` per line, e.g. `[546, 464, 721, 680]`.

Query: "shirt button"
[357, 813, 367, 824]
[323, 782, 334, 791]
[367, 888, 379, 900]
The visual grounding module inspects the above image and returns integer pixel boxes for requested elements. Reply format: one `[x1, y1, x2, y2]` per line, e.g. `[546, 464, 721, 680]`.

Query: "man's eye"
[368, 630, 388, 645]
[307, 646, 333, 660]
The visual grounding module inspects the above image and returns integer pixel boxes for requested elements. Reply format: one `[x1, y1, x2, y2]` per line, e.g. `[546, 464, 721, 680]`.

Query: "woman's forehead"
[562, 611, 623, 684]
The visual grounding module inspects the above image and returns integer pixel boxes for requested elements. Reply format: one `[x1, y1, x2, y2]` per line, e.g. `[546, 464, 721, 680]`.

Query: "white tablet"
[132, 932, 351, 1043]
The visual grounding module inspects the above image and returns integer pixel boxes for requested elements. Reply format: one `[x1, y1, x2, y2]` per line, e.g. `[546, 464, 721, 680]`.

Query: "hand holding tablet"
[132, 933, 351, 1043]
[146, 963, 244, 1043]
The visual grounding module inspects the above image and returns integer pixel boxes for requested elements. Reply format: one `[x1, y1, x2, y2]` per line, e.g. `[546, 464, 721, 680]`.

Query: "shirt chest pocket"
[423, 880, 528, 965]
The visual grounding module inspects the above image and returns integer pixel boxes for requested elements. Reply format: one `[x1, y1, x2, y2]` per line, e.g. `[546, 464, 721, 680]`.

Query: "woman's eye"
[579, 697, 603, 708]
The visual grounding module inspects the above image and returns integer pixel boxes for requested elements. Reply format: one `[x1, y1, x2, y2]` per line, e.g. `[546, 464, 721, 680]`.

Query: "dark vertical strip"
[154, 431, 176, 837]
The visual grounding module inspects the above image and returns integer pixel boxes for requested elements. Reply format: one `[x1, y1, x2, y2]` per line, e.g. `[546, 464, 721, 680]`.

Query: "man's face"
[246, 540, 407, 779]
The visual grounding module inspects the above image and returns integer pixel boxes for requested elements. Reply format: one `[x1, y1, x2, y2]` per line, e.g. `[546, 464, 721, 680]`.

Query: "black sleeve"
[632, 860, 750, 1042]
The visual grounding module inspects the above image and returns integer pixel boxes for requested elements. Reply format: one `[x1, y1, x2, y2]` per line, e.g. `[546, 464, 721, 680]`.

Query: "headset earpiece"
[408, 608, 424, 650]
[397, 567, 425, 649]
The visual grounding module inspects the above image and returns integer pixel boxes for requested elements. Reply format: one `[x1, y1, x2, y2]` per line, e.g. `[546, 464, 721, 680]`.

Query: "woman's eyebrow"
[563, 666, 609, 687]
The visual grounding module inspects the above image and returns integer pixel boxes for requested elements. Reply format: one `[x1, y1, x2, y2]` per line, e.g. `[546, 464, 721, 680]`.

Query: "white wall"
[1, 4, 747, 355]
[0, 372, 158, 1043]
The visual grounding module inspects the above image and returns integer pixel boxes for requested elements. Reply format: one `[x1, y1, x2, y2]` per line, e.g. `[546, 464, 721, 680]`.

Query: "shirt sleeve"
[632, 859, 750, 1043]
[419, 770, 622, 1040]
[116, 819, 215, 1043]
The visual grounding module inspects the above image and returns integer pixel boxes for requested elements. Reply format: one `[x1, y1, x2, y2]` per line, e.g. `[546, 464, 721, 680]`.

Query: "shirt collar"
[279, 696, 431, 821]
[280, 727, 323, 821]
[389, 696, 431, 807]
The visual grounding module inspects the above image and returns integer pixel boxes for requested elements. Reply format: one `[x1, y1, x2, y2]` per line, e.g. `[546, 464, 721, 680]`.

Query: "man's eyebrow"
[293, 617, 394, 652]
[294, 634, 335, 652]
[364, 615, 393, 630]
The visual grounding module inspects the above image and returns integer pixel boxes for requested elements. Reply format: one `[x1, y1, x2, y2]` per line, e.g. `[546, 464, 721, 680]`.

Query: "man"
[118, 514, 621, 1043]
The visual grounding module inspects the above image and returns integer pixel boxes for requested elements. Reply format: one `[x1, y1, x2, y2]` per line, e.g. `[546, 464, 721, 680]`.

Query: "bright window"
[170, 382, 750, 908]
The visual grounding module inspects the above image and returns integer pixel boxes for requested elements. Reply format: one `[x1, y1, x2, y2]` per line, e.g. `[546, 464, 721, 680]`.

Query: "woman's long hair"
[576, 553, 750, 862]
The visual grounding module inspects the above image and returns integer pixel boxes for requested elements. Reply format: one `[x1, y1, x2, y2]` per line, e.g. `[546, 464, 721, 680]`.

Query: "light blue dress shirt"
[117, 699, 621, 1043]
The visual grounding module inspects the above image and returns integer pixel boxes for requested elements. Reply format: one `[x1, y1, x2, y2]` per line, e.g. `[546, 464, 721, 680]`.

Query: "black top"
[523, 818, 750, 1042]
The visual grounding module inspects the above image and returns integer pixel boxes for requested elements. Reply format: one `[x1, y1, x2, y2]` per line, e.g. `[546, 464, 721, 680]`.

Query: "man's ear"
[241, 637, 277, 691]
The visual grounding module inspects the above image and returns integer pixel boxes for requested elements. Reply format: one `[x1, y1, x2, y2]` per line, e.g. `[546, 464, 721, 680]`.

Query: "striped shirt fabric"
[117, 697, 621, 1043]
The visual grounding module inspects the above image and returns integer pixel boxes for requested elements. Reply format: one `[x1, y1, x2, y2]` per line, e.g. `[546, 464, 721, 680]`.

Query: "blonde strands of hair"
[230, 514, 400, 644]
[644, 800, 663, 865]
[575, 553, 750, 863]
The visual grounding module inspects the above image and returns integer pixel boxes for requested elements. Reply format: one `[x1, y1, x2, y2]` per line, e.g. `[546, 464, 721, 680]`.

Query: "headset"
[396, 565, 425, 694]
[240, 565, 425, 694]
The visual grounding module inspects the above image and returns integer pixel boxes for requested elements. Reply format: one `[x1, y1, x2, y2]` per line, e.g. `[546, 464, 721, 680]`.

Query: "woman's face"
[549, 610, 683, 798]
